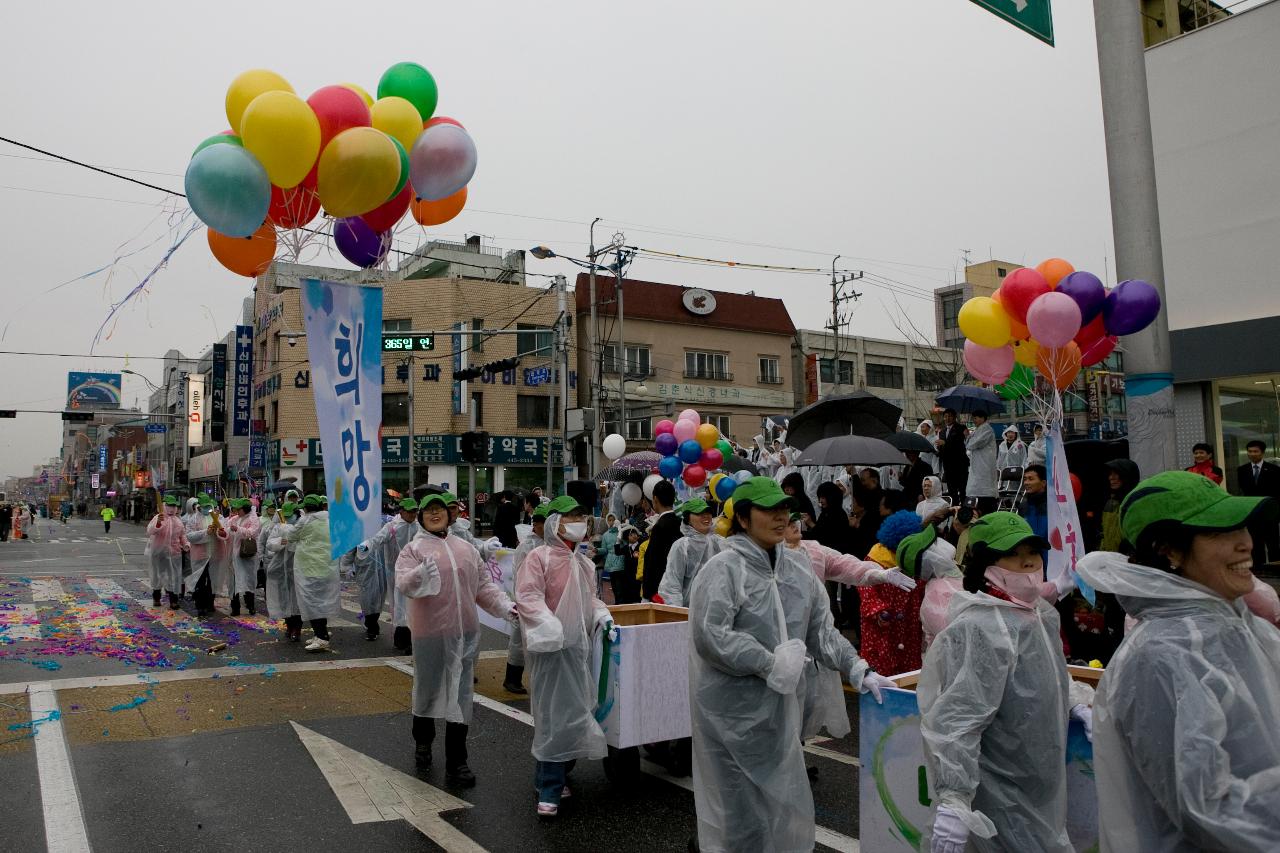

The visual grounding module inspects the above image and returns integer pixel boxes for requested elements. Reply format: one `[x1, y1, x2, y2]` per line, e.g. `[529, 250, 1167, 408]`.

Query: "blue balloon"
[678, 440, 703, 464]
[714, 476, 737, 502]
[654, 432, 679, 457]
[658, 455, 683, 479]
[185, 143, 271, 238]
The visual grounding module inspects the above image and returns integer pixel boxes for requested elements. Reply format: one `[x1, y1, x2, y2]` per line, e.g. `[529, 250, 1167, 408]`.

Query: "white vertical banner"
[301, 278, 384, 558]
[1046, 421, 1089, 600]
[187, 375, 205, 448]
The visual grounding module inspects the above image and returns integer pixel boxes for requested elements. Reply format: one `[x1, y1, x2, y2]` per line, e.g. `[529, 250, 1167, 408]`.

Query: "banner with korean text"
[302, 278, 383, 558]
[1046, 421, 1093, 604]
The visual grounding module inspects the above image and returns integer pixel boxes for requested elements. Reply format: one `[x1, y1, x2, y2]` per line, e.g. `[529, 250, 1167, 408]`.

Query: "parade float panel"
[859, 665, 1102, 852]
[593, 603, 691, 749]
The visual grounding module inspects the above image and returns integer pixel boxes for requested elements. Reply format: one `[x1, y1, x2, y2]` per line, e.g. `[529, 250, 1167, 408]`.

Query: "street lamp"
[121, 368, 161, 393]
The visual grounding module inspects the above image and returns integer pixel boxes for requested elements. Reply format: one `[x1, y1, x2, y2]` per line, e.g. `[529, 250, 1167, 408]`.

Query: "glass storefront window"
[1217, 375, 1280, 492]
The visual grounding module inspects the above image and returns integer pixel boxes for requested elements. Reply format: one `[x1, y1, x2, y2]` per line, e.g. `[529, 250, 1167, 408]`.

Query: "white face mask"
[985, 566, 1042, 607]
[562, 521, 588, 543]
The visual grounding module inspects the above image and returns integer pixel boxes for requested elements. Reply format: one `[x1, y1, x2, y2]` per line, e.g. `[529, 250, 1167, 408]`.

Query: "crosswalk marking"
[0, 603, 40, 641]
[31, 578, 65, 601]
[87, 577, 131, 600]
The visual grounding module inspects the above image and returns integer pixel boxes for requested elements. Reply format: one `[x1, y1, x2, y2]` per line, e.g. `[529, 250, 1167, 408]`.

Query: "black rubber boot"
[413, 715, 434, 768]
[152, 589, 162, 607]
[393, 625, 411, 653]
[364, 613, 380, 641]
[168, 591, 180, 610]
[503, 664, 527, 695]
[244, 591, 255, 615]
[444, 723, 474, 787]
[229, 594, 242, 617]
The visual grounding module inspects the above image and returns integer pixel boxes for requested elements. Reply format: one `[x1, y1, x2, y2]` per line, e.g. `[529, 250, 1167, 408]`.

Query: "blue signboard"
[98, 445, 108, 472]
[67, 372, 122, 409]
[249, 438, 267, 470]
[524, 366, 552, 386]
[144, 423, 167, 434]
[234, 325, 253, 436]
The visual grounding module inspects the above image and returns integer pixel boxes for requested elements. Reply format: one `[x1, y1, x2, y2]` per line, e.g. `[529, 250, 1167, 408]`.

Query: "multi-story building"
[933, 260, 1022, 349]
[574, 274, 796, 462]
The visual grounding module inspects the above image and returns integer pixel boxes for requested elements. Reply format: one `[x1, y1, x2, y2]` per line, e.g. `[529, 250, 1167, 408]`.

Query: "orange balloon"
[208, 222, 277, 277]
[1036, 342, 1082, 391]
[411, 185, 467, 226]
[1036, 258, 1075, 288]
[992, 289, 1031, 339]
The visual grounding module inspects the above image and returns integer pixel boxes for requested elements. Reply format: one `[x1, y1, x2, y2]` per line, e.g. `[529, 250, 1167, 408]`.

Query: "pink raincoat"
[796, 539, 896, 587]
[146, 508, 189, 592]
[227, 511, 261, 595]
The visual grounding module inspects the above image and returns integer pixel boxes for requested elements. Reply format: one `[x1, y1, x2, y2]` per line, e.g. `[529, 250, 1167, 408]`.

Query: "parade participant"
[185, 495, 228, 617]
[516, 494, 611, 817]
[996, 426, 1027, 471]
[654, 498, 722, 607]
[275, 495, 340, 651]
[858, 510, 930, 675]
[920, 512, 1092, 853]
[356, 497, 419, 643]
[965, 411, 999, 513]
[147, 495, 189, 609]
[896, 524, 962, 652]
[226, 498, 260, 616]
[395, 493, 516, 785]
[444, 492, 503, 559]
[688, 477, 891, 851]
[265, 501, 302, 640]
[256, 495, 277, 596]
[916, 476, 949, 522]
[1075, 471, 1280, 852]
[502, 502, 549, 694]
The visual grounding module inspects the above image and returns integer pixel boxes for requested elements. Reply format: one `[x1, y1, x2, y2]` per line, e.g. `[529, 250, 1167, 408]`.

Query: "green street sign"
[969, 0, 1054, 47]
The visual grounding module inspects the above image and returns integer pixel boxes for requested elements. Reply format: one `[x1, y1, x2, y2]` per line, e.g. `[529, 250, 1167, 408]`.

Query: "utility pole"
[1093, 0, 1177, 476]
[587, 218, 601, 479]
[406, 352, 416, 494]
[556, 274, 570, 489]
[615, 244, 628, 446]
[828, 255, 863, 378]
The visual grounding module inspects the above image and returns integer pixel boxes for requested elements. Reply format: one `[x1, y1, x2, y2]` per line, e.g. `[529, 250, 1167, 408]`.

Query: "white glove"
[1071, 703, 1094, 743]
[594, 610, 619, 642]
[765, 638, 807, 695]
[399, 556, 441, 598]
[481, 536, 503, 559]
[861, 671, 896, 704]
[931, 805, 970, 853]
[879, 569, 917, 592]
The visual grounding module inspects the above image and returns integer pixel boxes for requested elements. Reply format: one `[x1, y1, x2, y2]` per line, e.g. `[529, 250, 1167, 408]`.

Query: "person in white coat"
[272, 495, 339, 651]
[502, 503, 549, 695]
[146, 495, 189, 609]
[655, 498, 722, 608]
[395, 493, 515, 786]
[184, 495, 229, 617]
[917, 419, 940, 475]
[226, 498, 260, 616]
[964, 411, 999, 512]
[1026, 424, 1047, 468]
[996, 427, 1028, 472]
[265, 501, 303, 640]
[355, 497, 417, 644]
[516, 494, 611, 818]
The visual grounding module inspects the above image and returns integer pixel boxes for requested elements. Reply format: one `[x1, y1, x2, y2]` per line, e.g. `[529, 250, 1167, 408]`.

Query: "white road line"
[0, 603, 40, 641]
[804, 741, 861, 768]
[86, 578, 130, 601]
[29, 683, 92, 853]
[31, 578, 65, 601]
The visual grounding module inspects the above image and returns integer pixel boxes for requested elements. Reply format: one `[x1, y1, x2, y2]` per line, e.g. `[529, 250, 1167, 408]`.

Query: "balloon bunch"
[651, 408, 734, 491]
[957, 258, 1161, 397]
[186, 63, 477, 277]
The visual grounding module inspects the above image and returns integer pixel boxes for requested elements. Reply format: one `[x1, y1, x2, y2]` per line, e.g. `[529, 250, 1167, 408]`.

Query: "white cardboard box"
[593, 604, 691, 749]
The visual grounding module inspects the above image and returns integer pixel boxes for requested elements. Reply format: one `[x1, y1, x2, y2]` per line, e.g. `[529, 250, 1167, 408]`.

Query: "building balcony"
[757, 375, 784, 385]
[683, 370, 734, 382]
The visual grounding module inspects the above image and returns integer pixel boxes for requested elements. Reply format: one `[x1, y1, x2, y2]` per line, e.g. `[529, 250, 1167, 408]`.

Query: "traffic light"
[460, 431, 490, 463]
[0, 410, 15, 418]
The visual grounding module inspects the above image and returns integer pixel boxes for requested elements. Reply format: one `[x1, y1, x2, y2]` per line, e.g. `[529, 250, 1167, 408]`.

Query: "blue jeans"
[534, 759, 575, 805]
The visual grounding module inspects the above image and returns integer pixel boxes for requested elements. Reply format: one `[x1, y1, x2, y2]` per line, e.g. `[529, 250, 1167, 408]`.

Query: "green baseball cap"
[197, 494, 215, 508]
[281, 502, 298, 516]
[548, 495, 583, 515]
[896, 524, 939, 579]
[729, 476, 795, 510]
[532, 503, 551, 520]
[967, 511, 1049, 555]
[162, 495, 181, 507]
[680, 498, 711, 515]
[1121, 470, 1278, 548]
[232, 498, 252, 510]
[302, 494, 324, 509]
[418, 493, 449, 510]
[261, 496, 276, 508]
[442, 492, 459, 505]
[398, 497, 419, 511]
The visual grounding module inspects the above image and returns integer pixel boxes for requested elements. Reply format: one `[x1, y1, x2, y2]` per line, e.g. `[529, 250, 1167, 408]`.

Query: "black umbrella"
[718, 454, 759, 476]
[268, 478, 300, 493]
[795, 435, 908, 467]
[785, 391, 903, 450]
[598, 452, 661, 481]
[883, 431, 937, 454]
[935, 385, 1006, 415]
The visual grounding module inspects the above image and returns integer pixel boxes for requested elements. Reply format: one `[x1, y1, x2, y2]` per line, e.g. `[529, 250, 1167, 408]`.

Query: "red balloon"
[1074, 314, 1107, 348]
[307, 86, 372, 150]
[700, 448, 724, 471]
[424, 116, 464, 131]
[1069, 473, 1083, 501]
[361, 183, 413, 232]
[682, 464, 707, 487]
[267, 168, 320, 229]
[1080, 334, 1118, 366]
[1000, 268, 1051, 324]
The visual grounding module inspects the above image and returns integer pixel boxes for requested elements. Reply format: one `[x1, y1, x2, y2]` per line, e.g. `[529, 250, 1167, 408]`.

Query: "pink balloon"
[679, 408, 700, 423]
[963, 339, 1014, 385]
[673, 419, 698, 443]
[700, 448, 724, 471]
[1026, 291, 1083, 349]
[682, 464, 707, 487]
[655, 419, 676, 436]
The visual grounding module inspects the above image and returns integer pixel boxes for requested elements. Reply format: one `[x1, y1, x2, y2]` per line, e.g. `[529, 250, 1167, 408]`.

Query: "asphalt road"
[0, 516, 864, 852]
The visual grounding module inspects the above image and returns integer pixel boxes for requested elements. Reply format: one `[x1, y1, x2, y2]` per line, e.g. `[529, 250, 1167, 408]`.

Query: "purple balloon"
[654, 433, 679, 457]
[1056, 271, 1106, 324]
[658, 455, 683, 479]
[1104, 279, 1161, 336]
[678, 439, 703, 464]
[334, 217, 390, 268]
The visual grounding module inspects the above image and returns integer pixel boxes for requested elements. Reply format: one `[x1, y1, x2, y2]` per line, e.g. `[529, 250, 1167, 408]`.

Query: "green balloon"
[997, 362, 1035, 400]
[716, 438, 733, 457]
[192, 133, 242, 158]
[386, 136, 410, 201]
[378, 62, 439, 122]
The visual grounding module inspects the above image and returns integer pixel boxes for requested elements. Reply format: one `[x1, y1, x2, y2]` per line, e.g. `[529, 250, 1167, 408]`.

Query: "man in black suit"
[641, 479, 682, 601]
[1237, 439, 1280, 566]
[935, 408, 969, 502]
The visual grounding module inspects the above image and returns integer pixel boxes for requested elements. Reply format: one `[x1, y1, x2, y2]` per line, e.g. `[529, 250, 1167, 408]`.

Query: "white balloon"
[642, 474, 663, 500]
[602, 433, 627, 460]
[620, 483, 642, 506]
[409, 124, 478, 202]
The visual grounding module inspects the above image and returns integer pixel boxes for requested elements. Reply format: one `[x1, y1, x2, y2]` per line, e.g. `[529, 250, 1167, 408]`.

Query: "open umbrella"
[268, 478, 300, 493]
[718, 454, 759, 476]
[786, 391, 903, 450]
[935, 385, 1006, 415]
[794, 435, 907, 468]
[598, 451, 661, 481]
[883, 431, 937, 454]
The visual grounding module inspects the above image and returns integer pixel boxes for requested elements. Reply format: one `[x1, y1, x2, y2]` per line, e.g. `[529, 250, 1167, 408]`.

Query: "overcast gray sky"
[0, 0, 1222, 477]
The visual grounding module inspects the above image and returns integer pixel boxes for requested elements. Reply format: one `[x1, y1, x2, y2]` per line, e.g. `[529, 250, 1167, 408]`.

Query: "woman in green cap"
[265, 501, 303, 640]
[146, 495, 189, 609]
[687, 476, 893, 852]
[273, 495, 340, 651]
[654, 498, 723, 608]
[1076, 470, 1280, 852]
[227, 498, 260, 616]
[918, 511, 1093, 853]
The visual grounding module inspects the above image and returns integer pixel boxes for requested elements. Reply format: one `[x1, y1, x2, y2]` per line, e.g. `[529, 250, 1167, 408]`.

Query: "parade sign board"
[301, 278, 383, 558]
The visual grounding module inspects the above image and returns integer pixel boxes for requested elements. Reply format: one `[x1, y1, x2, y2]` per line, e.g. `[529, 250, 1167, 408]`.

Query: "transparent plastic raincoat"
[359, 515, 420, 629]
[1076, 552, 1280, 853]
[515, 514, 610, 763]
[918, 587, 1086, 853]
[205, 513, 234, 598]
[227, 510, 260, 595]
[655, 523, 723, 607]
[395, 530, 513, 723]
[182, 502, 224, 589]
[688, 534, 869, 853]
[276, 511, 339, 621]
[506, 530, 544, 669]
[264, 509, 300, 619]
[146, 506, 189, 592]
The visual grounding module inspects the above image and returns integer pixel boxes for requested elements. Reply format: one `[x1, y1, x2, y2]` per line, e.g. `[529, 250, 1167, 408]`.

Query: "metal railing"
[683, 370, 734, 381]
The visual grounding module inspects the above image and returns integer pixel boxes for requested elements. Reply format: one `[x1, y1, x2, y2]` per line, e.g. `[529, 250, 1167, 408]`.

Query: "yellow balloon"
[341, 82, 374, 108]
[1012, 338, 1040, 367]
[226, 69, 294, 134]
[370, 96, 423, 152]
[240, 91, 321, 189]
[958, 296, 1012, 348]
[317, 127, 401, 217]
